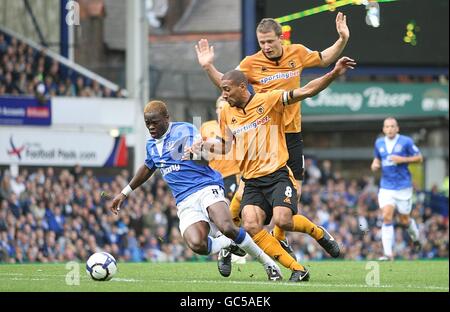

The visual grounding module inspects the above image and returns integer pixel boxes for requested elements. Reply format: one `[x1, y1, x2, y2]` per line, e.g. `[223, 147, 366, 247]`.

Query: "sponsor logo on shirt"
[259, 70, 300, 84]
[232, 116, 271, 136]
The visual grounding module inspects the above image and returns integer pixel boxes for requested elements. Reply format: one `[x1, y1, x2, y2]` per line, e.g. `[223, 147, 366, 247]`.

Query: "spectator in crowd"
[0, 31, 119, 98]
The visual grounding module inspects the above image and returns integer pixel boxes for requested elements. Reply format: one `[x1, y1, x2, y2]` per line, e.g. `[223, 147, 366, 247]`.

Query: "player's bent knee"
[189, 242, 209, 255]
[186, 238, 208, 255]
[276, 220, 293, 231]
[272, 214, 293, 231]
[241, 221, 261, 237]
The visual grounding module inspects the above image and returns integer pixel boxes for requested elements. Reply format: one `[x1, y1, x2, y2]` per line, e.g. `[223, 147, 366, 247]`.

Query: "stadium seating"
[0, 163, 448, 264]
[0, 31, 120, 98]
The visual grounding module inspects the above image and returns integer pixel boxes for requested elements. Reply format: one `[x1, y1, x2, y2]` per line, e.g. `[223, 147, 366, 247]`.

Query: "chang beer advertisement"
[0, 130, 128, 167]
[303, 83, 449, 117]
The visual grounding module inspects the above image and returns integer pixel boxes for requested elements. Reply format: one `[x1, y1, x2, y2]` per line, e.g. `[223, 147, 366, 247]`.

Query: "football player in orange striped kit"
[196, 13, 349, 261]
[190, 57, 355, 281]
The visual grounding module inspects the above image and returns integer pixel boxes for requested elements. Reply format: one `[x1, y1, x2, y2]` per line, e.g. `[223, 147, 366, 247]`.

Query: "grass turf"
[0, 260, 448, 292]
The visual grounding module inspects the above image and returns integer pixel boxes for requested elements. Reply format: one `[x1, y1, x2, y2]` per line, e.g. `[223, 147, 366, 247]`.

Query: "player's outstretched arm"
[195, 39, 224, 88]
[288, 56, 356, 103]
[320, 12, 350, 67]
[186, 137, 231, 159]
[110, 165, 155, 215]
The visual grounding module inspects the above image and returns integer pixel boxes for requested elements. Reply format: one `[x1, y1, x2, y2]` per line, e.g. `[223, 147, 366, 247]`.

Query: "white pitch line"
[0, 273, 24, 276]
[111, 278, 143, 283]
[1, 275, 448, 291]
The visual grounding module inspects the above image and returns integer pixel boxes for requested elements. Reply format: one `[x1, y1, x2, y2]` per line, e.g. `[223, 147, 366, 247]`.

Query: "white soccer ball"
[86, 252, 118, 281]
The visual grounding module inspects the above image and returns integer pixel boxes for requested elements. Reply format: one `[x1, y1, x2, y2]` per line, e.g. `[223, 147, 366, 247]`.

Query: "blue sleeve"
[406, 137, 421, 156]
[374, 140, 381, 159]
[182, 123, 201, 146]
[144, 145, 156, 170]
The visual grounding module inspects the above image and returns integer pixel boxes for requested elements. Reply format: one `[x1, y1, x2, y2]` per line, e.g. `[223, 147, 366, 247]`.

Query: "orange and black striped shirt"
[239, 44, 321, 133]
[220, 90, 293, 179]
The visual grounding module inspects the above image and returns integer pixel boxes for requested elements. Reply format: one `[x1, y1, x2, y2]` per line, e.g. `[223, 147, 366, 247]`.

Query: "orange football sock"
[252, 229, 304, 271]
[292, 215, 324, 241]
[229, 192, 242, 226]
[272, 225, 286, 241]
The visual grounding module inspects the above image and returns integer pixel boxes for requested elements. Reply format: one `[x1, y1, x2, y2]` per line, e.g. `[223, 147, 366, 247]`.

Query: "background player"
[196, 12, 350, 256]
[371, 117, 423, 260]
[110, 100, 282, 280]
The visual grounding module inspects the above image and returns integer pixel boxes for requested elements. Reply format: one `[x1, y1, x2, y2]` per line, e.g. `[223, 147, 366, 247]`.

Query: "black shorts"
[285, 132, 304, 181]
[223, 175, 238, 200]
[241, 167, 298, 225]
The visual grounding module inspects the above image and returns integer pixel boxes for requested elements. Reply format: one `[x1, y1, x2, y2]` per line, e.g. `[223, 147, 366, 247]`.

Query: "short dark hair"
[222, 70, 248, 87]
[384, 116, 398, 125]
[256, 18, 282, 37]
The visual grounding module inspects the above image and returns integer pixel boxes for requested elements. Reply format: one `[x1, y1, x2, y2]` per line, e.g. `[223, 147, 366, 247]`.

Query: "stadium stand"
[0, 30, 123, 98]
[0, 163, 447, 264]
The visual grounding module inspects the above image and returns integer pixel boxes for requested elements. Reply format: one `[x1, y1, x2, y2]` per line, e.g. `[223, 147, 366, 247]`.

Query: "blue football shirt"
[144, 122, 224, 204]
[374, 134, 421, 190]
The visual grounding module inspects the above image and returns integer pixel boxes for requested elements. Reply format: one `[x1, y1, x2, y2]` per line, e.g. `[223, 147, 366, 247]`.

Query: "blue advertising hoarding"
[0, 96, 51, 126]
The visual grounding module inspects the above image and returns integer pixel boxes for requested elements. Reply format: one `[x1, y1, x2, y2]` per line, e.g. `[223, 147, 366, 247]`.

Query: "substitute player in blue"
[371, 117, 423, 260]
[110, 100, 282, 280]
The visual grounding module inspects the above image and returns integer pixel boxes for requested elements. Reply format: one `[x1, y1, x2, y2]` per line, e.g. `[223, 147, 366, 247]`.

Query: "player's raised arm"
[110, 164, 155, 215]
[320, 12, 350, 67]
[285, 57, 356, 104]
[195, 39, 224, 88]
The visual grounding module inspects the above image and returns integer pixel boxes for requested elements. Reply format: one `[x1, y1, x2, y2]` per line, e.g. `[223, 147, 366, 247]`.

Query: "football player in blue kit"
[110, 100, 283, 280]
[371, 117, 423, 260]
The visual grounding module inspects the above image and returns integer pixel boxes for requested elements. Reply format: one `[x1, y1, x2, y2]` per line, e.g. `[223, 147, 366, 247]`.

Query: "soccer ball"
[86, 252, 117, 281]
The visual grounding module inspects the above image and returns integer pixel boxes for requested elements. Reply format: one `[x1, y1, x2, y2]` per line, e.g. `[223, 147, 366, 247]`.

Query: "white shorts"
[378, 187, 413, 215]
[177, 185, 226, 236]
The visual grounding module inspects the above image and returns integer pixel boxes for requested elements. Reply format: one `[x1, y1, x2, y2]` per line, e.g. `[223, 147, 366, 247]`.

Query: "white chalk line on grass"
[1, 275, 447, 291]
[1, 275, 143, 283]
[0, 273, 24, 276]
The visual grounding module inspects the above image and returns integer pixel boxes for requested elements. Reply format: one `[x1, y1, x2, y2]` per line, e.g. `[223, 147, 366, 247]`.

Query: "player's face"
[220, 80, 245, 108]
[383, 119, 399, 139]
[144, 112, 169, 139]
[257, 31, 283, 59]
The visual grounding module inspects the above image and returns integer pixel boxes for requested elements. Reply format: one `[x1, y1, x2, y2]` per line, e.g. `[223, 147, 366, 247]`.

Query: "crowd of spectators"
[0, 32, 121, 98]
[0, 161, 448, 264]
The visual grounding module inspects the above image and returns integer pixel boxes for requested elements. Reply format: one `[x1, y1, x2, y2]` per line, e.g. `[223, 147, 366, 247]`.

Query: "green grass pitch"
[0, 260, 448, 292]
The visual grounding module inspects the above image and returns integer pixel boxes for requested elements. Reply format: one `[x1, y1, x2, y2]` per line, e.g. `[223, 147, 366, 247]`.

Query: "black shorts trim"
[285, 132, 304, 181]
[241, 167, 298, 225]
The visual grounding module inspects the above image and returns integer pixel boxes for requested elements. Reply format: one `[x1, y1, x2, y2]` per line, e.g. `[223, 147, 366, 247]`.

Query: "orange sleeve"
[238, 56, 250, 74]
[297, 44, 322, 68]
[267, 90, 285, 114]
